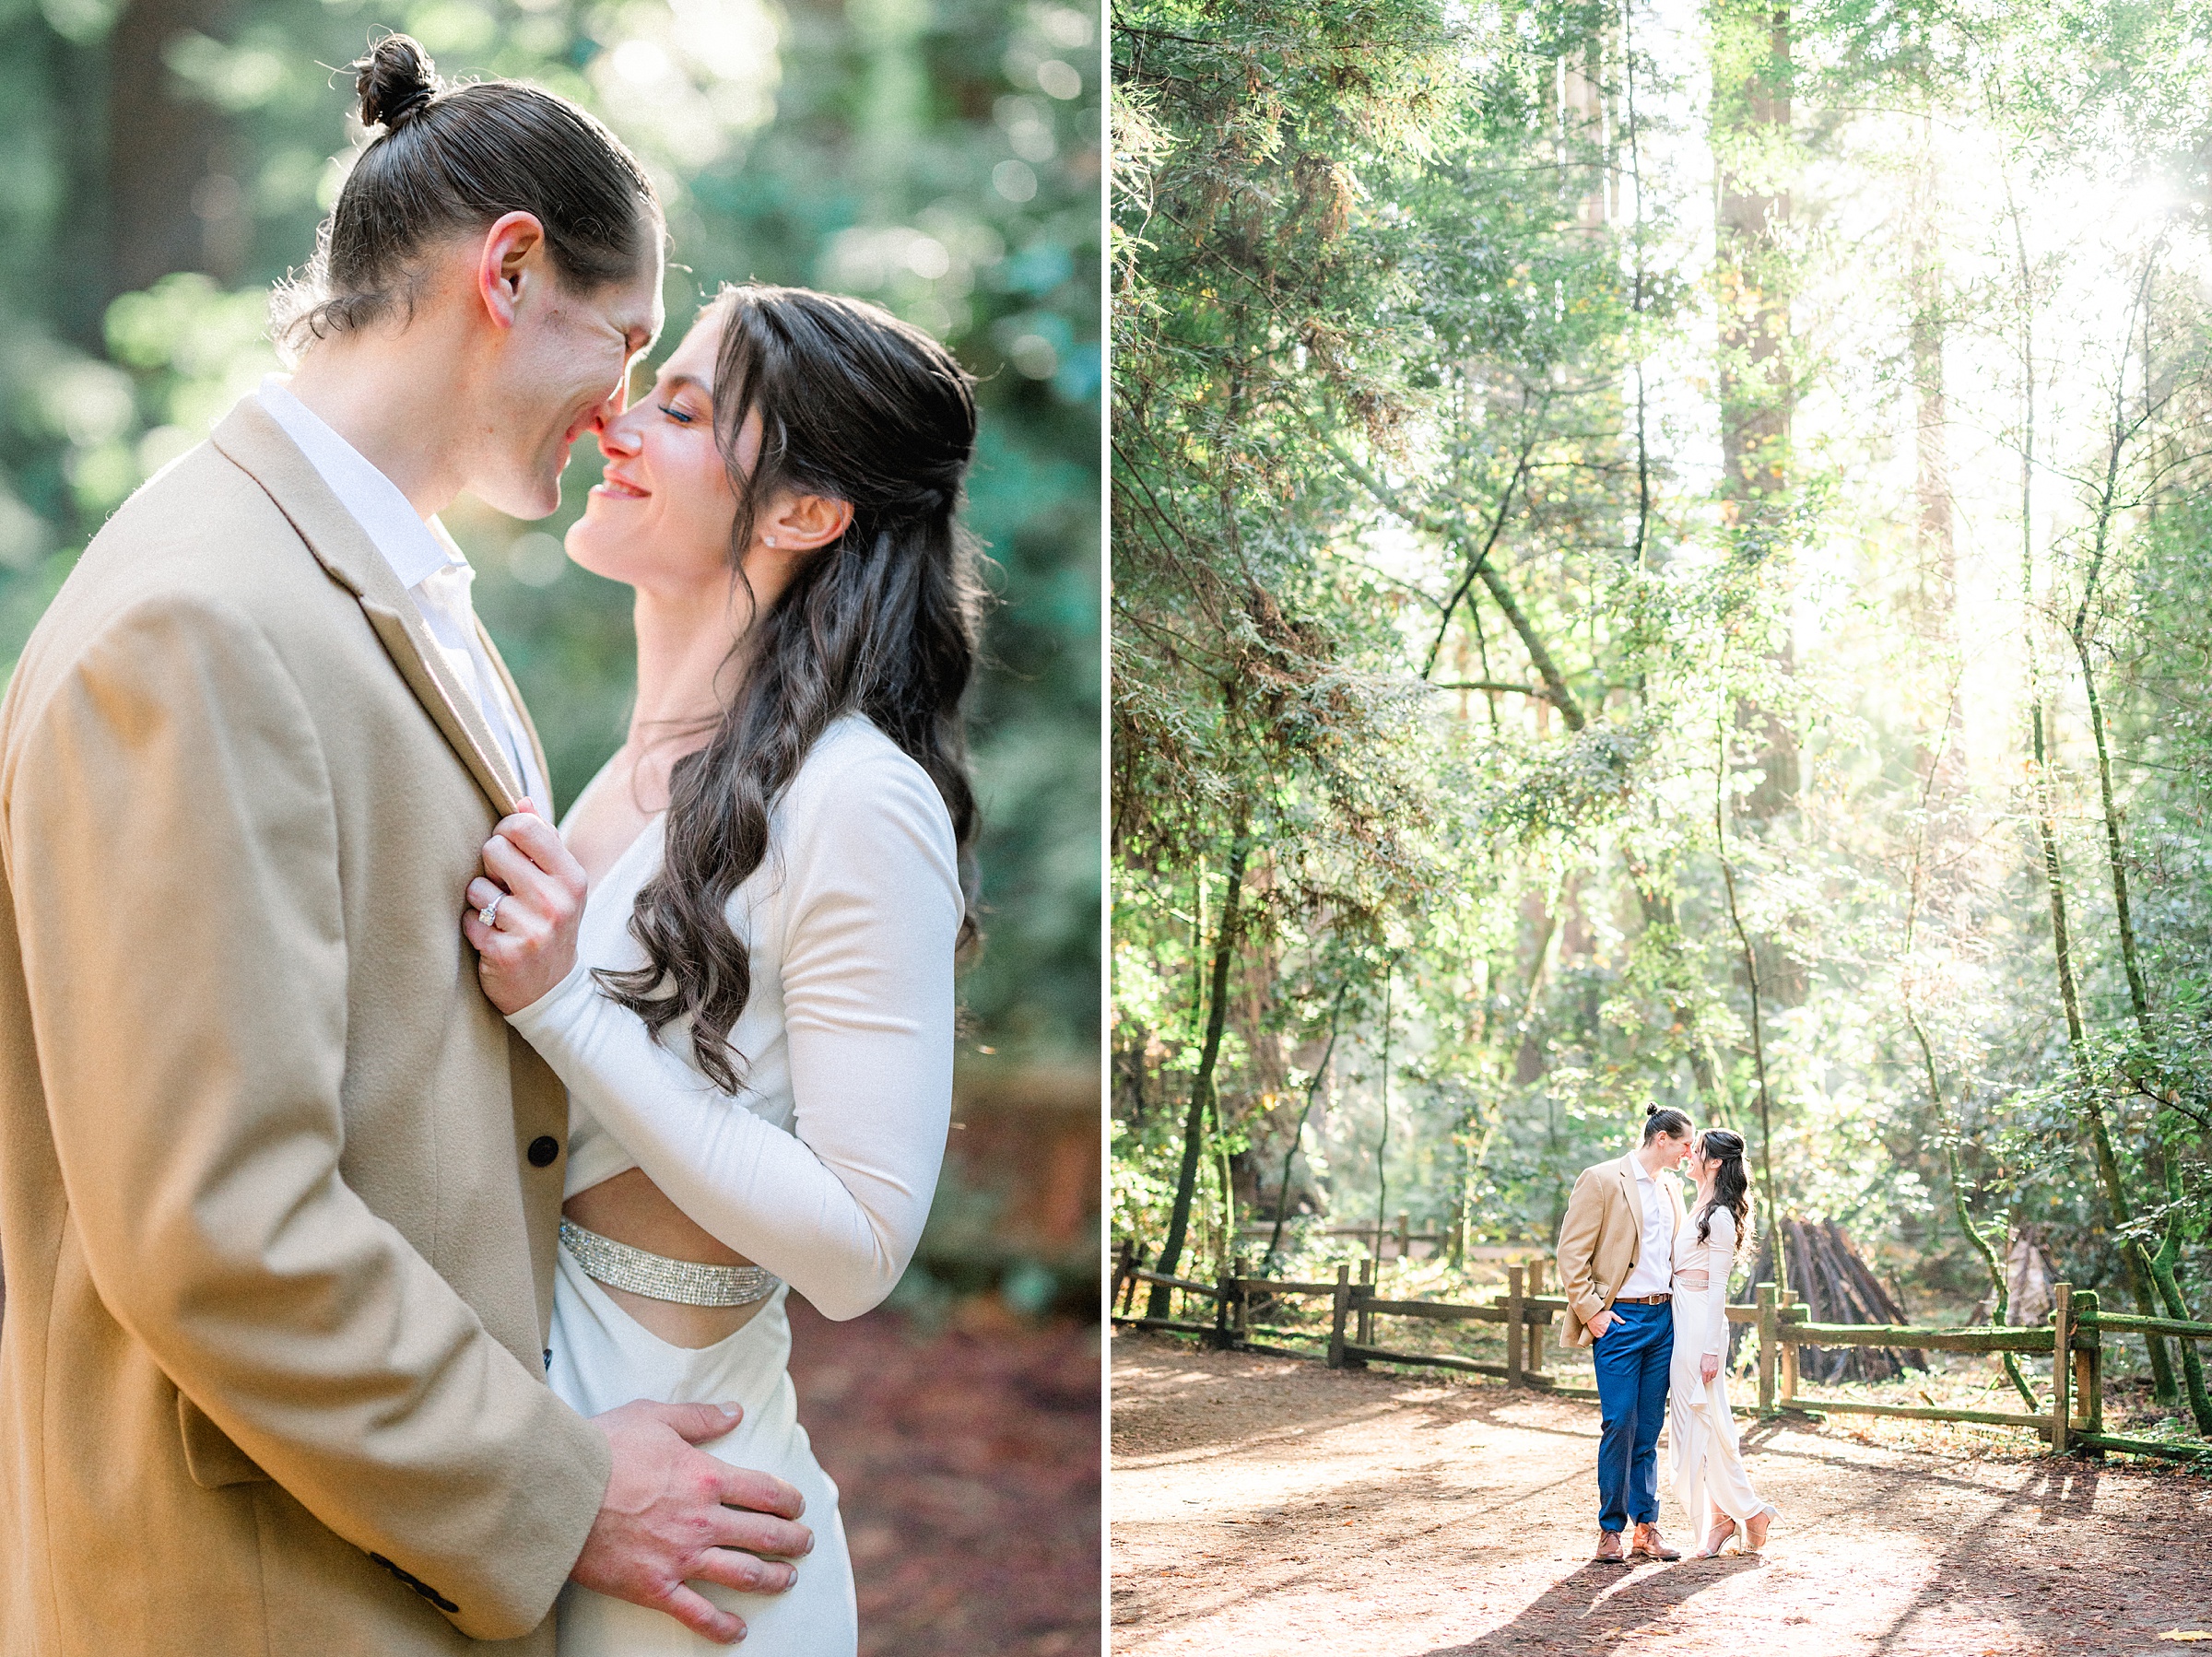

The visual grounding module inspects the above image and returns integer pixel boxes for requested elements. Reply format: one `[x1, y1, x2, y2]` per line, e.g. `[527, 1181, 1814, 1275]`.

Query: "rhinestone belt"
[559, 1218, 780, 1308]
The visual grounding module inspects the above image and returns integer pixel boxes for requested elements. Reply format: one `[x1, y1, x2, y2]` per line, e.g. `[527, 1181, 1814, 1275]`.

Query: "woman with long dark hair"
[469, 282, 982, 1653]
[1667, 1128, 1783, 1558]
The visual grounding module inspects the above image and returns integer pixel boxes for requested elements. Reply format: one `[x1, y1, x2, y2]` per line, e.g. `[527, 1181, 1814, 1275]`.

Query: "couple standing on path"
[1557, 1106, 1783, 1563]
[0, 34, 977, 1657]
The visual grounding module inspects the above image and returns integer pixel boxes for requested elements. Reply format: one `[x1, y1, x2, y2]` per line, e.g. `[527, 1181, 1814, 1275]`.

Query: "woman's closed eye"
[659, 402, 698, 425]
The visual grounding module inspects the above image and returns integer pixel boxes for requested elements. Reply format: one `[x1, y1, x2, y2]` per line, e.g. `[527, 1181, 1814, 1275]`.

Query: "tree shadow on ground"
[1408, 1556, 1763, 1655]
[1853, 1455, 2212, 1655]
[1112, 1460, 1630, 1633]
[1112, 1334, 1492, 1462]
[1393, 1383, 1601, 1442]
[1116, 1428, 1755, 1641]
[1120, 1337, 2212, 1655]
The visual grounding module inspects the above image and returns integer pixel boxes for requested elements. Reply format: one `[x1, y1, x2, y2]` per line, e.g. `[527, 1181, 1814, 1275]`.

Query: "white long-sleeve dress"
[1665, 1205, 1775, 1540]
[507, 714, 961, 1656]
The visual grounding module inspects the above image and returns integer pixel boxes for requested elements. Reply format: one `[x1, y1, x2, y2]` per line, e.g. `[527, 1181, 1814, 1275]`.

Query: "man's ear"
[476, 212, 548, 332]
[760, 492, 854, 554]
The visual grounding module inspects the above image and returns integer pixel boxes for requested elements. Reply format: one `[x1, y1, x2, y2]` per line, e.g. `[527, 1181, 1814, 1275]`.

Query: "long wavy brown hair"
[596, 285, 983, 1091]
[1694, 1128, 1754, 1248]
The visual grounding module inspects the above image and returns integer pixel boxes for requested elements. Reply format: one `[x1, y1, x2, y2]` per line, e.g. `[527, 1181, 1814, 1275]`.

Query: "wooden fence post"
[1112, 1240, 1137, 1316]
[2051, 1283, 2072, 1454]
[1327, 1263, 1351, 1369]
[1757, 1282, 1778, 1416]
[1507, 1265, 1525, 1386]
[1528, 1257, 1547, 1378]
[2075, 1288, 2102, 1451]
[1397, 1212, 1411, 1261]
[1781, 1291, 1800, 1408]
[1211, 1271, 1234, 1349]
[1358, 1257, 1376, 1348]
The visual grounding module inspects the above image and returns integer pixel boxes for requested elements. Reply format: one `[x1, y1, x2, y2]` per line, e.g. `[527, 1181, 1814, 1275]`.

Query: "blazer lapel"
[359, 603, 525, 814]
[475, 619, 551, 809]
[211, 399, 525, 817]
[1617, 1154, 1641, 1266]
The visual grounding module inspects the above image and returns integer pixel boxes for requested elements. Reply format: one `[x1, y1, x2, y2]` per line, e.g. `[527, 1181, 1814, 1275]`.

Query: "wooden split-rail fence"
[1110, 1247, 2212, 1464]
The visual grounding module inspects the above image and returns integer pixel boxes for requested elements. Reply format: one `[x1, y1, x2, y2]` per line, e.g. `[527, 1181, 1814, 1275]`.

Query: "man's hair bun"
[1644, 1102, 1660, 1117]
[355, 34, 438, 131]
[275, 27, 655, 356]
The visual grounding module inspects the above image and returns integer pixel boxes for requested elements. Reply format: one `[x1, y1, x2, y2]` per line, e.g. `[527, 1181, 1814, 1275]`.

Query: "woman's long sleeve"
[510, 742, 960, 1321]
[1703, 1213, 1736, 1356]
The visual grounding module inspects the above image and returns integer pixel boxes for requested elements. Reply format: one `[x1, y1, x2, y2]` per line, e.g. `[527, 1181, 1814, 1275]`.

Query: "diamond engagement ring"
[478, 894, 503, 928]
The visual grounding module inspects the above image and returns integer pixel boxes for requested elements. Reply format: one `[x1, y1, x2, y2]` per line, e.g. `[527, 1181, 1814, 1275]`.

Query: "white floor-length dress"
[508, 714, 962, 1656]
[1665, 1205, 1776, 1540]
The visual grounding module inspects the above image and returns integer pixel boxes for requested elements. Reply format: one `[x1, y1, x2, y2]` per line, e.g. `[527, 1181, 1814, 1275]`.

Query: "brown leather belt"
[1613, 1293, 1672, 1305]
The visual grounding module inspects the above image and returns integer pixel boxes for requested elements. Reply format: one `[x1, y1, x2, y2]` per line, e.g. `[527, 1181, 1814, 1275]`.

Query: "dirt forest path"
[1112, 1332, 2212, 1656]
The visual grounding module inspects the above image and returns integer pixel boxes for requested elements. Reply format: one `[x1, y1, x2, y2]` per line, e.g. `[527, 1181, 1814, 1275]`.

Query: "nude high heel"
[1691, 1518, 1736, 1559]
[1743, 1504, 1780, 1551]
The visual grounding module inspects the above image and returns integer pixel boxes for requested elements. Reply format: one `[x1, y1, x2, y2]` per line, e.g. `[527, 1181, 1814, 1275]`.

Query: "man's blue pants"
[1592, 1299, 1673, 1533]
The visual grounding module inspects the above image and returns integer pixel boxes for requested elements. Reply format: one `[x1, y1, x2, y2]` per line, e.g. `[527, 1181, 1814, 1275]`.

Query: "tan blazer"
[0, 397, 611, 1654]
[1554, 1153, 1686, 1349]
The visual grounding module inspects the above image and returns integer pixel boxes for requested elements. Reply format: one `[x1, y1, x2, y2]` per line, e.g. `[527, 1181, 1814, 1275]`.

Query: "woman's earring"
[765, 534, 778, 547]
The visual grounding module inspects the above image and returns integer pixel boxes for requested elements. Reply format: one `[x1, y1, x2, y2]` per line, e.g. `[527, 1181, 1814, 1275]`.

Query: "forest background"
[0, 0, 1102, 1311]
[1112, 0, 2212, 1429]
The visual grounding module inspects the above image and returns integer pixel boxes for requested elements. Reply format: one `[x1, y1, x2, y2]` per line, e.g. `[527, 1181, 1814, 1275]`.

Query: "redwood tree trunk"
[1148, 827, 1250, 1319]
[107, 0, 238, 300]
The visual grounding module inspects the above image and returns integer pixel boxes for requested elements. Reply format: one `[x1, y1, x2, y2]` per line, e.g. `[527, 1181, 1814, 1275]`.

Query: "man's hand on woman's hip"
[571, 1399, 814, 1645]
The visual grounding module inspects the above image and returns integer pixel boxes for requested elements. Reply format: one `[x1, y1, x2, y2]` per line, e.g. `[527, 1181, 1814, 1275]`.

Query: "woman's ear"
[759, 492, 853, 554]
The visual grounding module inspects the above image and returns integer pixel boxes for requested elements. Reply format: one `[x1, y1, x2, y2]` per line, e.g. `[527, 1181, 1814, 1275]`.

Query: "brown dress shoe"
[1594, 1529, 1627, 1563]
[1630, 1522, 1681, 1561]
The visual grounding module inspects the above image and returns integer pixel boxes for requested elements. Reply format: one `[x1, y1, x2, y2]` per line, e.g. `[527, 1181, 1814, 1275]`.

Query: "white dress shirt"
[1617, 1156, 1678, 1299]
[256, 376, 546, 808]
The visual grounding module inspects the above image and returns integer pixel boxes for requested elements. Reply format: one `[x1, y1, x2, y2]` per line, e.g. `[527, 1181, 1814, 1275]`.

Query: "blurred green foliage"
[0, 0, 1100, 1060]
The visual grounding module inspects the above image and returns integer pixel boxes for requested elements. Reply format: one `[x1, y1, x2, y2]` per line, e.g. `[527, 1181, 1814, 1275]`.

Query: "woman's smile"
[593, 468, 650, 500]
[564, 309, 741, 591]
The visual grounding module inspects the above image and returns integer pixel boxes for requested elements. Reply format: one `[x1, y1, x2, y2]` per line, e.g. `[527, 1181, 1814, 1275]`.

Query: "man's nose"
[587, 362, 637, 434]
[594, 406, 642, 457]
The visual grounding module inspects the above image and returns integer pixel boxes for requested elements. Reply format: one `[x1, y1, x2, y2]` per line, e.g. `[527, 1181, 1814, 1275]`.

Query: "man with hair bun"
[1555, 1102, 1694, 1563]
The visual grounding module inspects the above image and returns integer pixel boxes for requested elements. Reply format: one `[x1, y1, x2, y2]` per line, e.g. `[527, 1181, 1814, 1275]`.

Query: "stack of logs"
[1734, 1218, 1926, 1382]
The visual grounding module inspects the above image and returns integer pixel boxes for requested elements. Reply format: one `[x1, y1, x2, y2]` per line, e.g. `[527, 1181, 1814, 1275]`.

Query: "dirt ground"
[1112, 1330, 2212, 1657]
[787, 1298, 1101, 1657]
